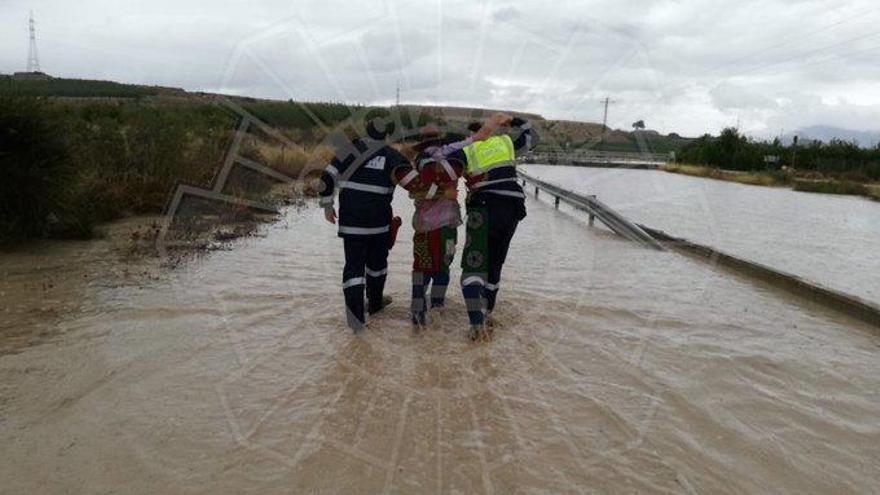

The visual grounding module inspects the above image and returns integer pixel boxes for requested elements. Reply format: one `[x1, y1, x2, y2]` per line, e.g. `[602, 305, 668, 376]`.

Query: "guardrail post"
[554, 196, 560, 209]
[588, 195, 596, 225]
[518, 171, 664, 250]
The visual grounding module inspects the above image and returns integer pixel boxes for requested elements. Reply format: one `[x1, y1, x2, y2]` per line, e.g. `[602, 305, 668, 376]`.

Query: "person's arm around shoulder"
[472, 112, 513, 142]
[427, 112, 508, 162]
[403, 151, 456, 200]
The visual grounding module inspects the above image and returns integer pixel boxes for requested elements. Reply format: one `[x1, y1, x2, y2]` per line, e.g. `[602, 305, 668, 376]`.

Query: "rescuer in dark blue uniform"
[318, 116, 427, 333]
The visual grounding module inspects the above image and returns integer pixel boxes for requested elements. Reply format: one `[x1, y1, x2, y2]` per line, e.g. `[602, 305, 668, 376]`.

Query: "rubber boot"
[368, 295, 393, 315]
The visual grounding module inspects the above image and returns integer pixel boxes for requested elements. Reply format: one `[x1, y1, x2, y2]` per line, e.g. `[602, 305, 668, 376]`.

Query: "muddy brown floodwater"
[522, 165, 880, 304]
[1, 194, 879, 494]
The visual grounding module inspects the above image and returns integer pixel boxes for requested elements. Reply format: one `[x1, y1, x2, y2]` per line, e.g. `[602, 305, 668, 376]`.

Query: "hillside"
[398, 104, 543, 123]
[398, 106, 691, 154]
[0, 75, 692, 153]
[534, 120, 691, 154]
[1, 75, 697, 240]
[0, 74, 185, 98]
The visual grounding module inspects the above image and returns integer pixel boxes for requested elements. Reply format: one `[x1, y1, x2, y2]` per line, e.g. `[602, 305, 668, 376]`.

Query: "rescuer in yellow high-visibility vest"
[462, 134, 517, 176]
[426, 112, 537, 341]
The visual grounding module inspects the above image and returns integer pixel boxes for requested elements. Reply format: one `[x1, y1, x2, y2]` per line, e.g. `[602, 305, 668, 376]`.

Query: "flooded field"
[1, 193, 879, 494]
[522, 165, 880, 305]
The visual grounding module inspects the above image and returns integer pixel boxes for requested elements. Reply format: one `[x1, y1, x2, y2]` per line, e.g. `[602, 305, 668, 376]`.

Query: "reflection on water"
[1, 194, 878, 494]
[522, 164, 880, 304]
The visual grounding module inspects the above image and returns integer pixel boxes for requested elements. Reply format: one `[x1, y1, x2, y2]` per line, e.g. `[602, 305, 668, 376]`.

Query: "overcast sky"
[2, 0, 879, 137]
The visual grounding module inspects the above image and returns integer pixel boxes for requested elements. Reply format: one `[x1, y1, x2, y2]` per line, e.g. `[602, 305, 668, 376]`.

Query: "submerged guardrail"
[518, 170, 880, 330]
[518, 171, 665, 251]
[641, 226, 880, 330]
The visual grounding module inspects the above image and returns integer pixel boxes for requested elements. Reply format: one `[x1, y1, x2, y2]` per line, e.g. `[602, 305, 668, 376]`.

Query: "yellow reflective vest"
[462, 135, 516, 176]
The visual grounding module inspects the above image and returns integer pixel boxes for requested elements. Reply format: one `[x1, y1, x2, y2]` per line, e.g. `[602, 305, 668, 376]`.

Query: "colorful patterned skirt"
[412, 225, 458, 273]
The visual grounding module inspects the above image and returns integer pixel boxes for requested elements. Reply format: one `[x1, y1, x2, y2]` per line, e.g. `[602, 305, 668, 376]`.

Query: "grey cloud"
[2, 0, 879, 136]
[710, 83, 778, 111]
[492, 7, 521, 22]
[360, 29, 435, 73]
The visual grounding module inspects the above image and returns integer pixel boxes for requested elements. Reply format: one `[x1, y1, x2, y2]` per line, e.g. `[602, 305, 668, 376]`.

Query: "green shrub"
[0, 95, 439, 242]
[65, 101, 236, 216]
[0, 97, 86, 240]
[0, 98, 241, 241]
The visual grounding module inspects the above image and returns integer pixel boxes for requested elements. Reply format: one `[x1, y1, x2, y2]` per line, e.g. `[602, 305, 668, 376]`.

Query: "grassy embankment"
[0, 77, 369, 243]
[661, 163, 880, 201]
[661, 163, 789, 186]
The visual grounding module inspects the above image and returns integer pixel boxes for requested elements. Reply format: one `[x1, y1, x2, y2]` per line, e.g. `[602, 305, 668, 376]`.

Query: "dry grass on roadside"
[792, 179, 868, 196]
[661, 163, 786, 187]
[663, 163, 880, 201]
[260, 142, 334, 178]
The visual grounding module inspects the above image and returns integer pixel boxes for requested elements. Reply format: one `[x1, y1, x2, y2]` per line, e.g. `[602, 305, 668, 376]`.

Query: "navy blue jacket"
[319, 139, 415, 237]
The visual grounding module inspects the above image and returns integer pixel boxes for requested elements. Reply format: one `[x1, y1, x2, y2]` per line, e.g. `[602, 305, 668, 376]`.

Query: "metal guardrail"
[525, 150, 670, 166]
[517, 170, 880, 330]
[518, 171, 665, 251]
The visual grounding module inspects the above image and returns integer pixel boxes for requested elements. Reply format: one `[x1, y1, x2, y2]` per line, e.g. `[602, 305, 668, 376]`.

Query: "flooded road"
[1, 194, 879, 494]
[522, 165, 880, 305]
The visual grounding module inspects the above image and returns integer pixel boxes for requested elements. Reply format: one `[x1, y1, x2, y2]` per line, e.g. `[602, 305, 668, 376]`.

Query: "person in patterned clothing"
[407, 134, 466, 327]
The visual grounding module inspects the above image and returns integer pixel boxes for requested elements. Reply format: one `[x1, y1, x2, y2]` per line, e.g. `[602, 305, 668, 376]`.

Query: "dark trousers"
[342, 235, 389, 331]
[461, 203, 520, 325]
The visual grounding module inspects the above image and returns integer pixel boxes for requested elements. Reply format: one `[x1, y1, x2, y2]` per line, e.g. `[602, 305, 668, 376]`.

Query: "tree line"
[679, 128, 880, 181]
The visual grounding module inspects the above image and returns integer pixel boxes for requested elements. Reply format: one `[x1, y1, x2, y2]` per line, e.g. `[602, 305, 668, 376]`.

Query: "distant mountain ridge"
[787, 126, 880, 148]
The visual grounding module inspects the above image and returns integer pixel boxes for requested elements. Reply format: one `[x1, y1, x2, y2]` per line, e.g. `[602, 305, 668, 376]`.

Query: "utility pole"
[600, 96, 614, 147]
[602, 96, 611, 133]
[27, 10, 41, 73]
[395, 80, 400, 107]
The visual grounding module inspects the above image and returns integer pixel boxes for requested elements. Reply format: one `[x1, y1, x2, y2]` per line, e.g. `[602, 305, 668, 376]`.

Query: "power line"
[650, 8, 880, 102]
[791, 41, 880, 71]
[650, 24, 880, 104]
[700, 5, 879, 78]
[728, 27, 880, 79]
